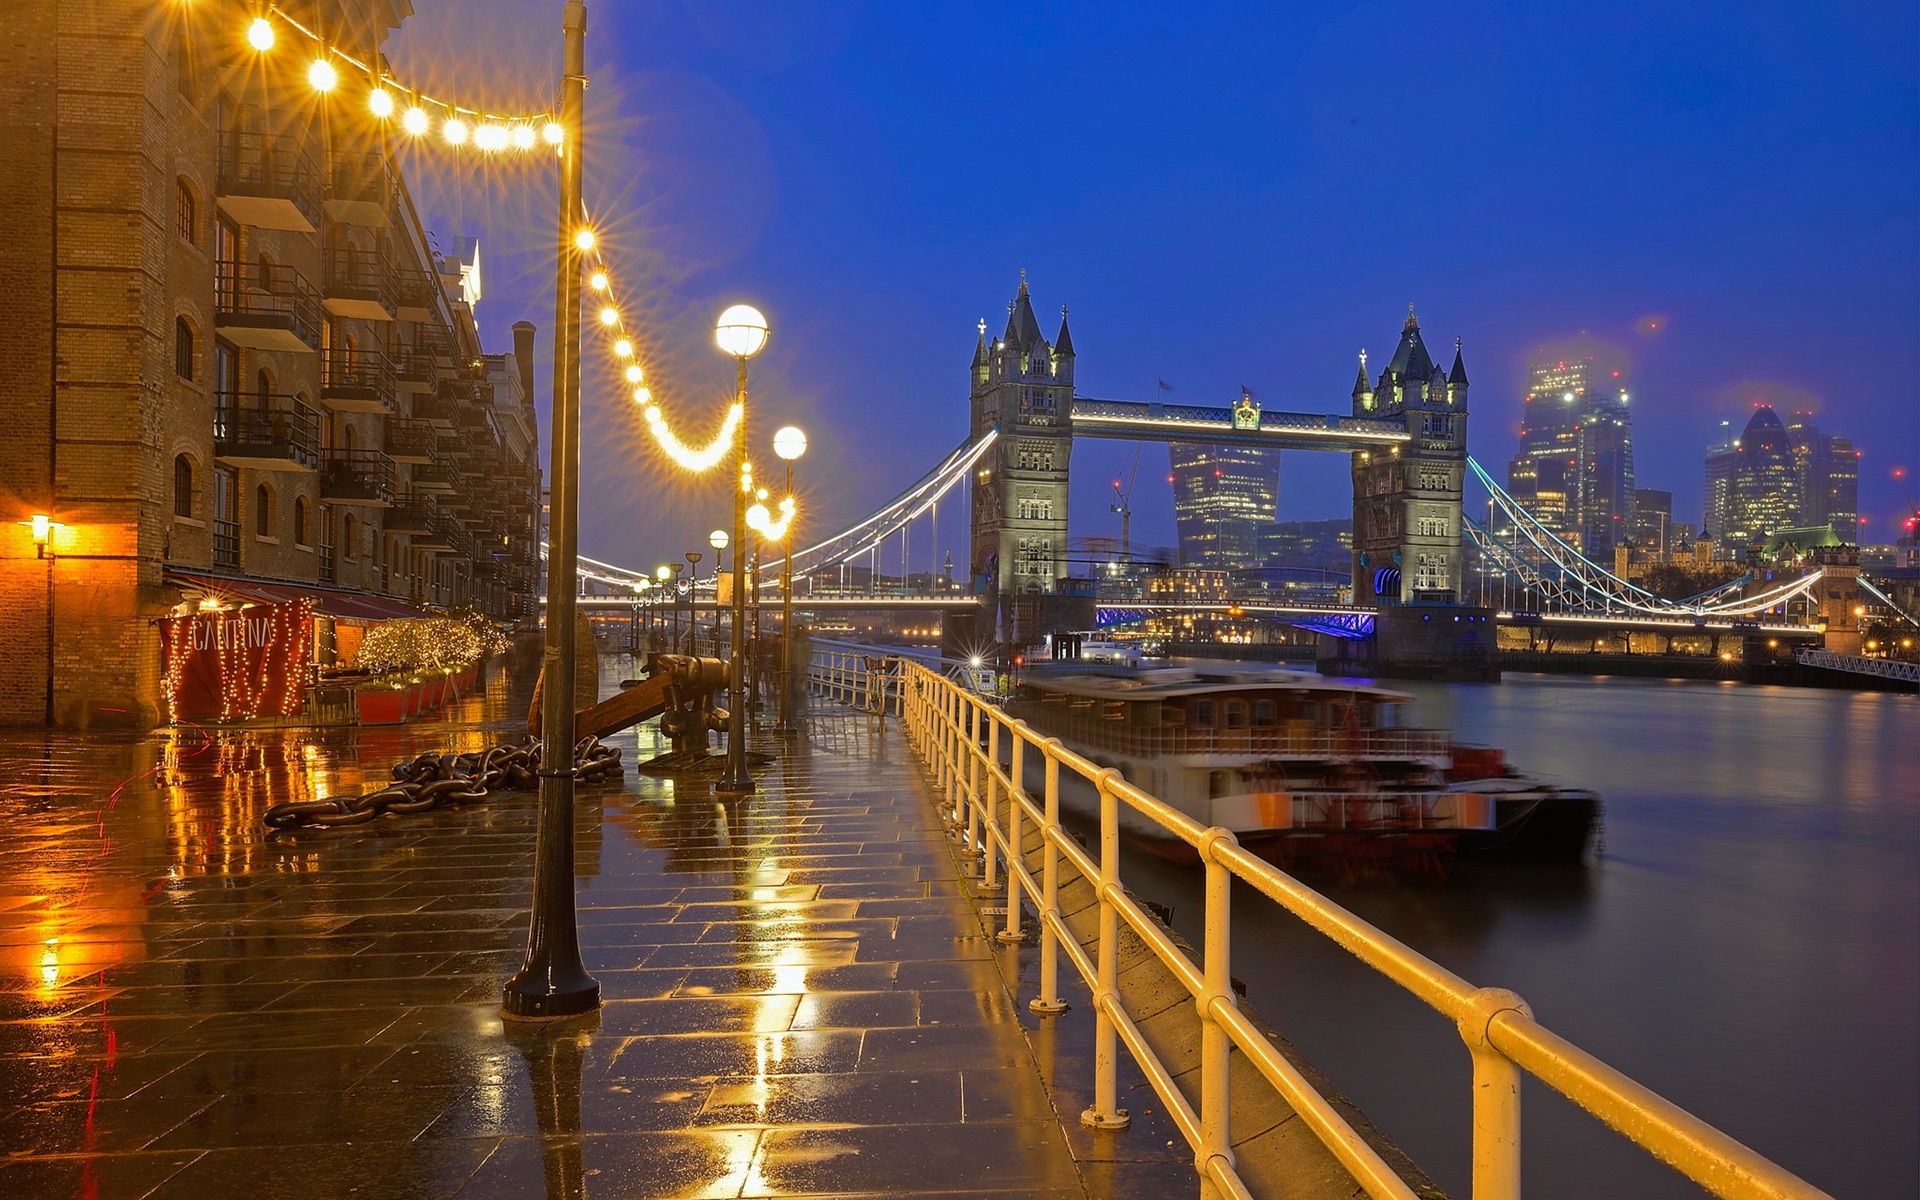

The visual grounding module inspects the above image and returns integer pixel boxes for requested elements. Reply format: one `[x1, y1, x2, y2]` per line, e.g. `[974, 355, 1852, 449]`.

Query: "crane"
[1110, 442, 1143, 564]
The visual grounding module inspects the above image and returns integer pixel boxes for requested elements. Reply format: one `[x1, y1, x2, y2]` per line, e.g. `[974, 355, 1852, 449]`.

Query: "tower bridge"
[568, 277, 1844, 679]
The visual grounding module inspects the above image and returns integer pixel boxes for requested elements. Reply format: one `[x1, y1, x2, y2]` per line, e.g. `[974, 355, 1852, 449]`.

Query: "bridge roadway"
[562, 593, 1821, 638]
[1069, 397, 1413, 452]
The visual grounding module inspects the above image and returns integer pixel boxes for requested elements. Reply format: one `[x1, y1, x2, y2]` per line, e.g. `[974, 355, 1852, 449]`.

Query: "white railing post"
[1081, 767, 1131, 1130]
[1198, 827, 1238, 1196]
[1459, 987, 1530, 1200]
[1030, 739, 1068, 1015]
[997, 729, 1027, 944]
[983, 716, 1001, 890]
[965, 699, 983, 868]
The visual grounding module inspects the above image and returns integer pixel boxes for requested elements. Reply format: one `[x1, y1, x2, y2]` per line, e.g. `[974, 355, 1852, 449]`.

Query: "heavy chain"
[261, 736, 624, 831]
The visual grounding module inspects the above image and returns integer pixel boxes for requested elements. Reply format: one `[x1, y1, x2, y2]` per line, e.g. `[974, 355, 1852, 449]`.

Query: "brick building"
[0, 0, 543, 726]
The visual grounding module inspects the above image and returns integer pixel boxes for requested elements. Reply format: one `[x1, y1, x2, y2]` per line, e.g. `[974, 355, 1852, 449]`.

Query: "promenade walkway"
[0, 659, 1108, 1199]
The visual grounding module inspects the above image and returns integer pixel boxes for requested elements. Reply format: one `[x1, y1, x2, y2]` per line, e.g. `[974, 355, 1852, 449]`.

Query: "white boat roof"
[1021, 666, 1415, 703]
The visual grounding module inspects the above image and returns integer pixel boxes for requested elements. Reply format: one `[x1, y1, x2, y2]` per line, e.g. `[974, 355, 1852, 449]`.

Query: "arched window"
[175, 179, 197, 245]
[343, 511, 358, 558]
[255, 483, 274, 538]
[343, 423, 357, 454]
[293, 496, 310, 546]
[173, 454, 194, 518]
[174, 317, 194, 381]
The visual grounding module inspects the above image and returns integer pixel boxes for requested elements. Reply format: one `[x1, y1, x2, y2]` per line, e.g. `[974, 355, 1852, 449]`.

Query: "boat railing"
[822, 654, 1829, 1200]
[1004, 700, 1451, 761]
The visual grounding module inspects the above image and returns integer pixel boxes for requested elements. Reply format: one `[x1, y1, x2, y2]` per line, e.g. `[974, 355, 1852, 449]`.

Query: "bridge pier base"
[1318, 605, 1501, 683]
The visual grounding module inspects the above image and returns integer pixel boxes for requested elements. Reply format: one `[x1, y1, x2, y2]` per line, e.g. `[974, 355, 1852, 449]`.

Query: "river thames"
[1122, 669, 1918, 1199]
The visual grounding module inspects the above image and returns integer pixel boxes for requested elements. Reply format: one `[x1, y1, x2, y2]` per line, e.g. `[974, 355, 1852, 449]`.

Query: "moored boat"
[1004, 664, 1598, 879]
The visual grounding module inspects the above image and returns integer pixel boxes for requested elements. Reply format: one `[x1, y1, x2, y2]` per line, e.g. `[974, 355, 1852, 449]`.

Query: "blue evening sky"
[388, 1, 1919, 572]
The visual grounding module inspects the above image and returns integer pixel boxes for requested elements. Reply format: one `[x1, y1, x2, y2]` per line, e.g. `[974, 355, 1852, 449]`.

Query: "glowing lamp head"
[715, 304, 770, 359]
[773, 425, 808, 461]
[625, 365, 643, 383]
[588, 271, 609, 292]
[613, 338, 633, 359]
[28, 514, 51, 543]
[402, 107, 430, 136]
[709, 529, 729, 550]
[598, 306, 618, 327]
[512, 123, 537, 149]
[476, 124, 509, 151]
[543, 121, 566, 146]
[574, 228, 596, 252]
[307, 58, 338, 92]
[368, 88, 395, 118]
[443, 117, 469, 145]
[746, 503, 771, 533]
[247, 17, 275, 51]
[655, 566, 671, 582]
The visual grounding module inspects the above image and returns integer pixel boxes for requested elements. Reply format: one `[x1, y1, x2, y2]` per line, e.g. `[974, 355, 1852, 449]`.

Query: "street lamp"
[504, 0, 598, 1021]
[709, 529, 730, 654]
[715, 304, 769, 795]
[773, 426, 807, 731]
[686, 551, 703, 653]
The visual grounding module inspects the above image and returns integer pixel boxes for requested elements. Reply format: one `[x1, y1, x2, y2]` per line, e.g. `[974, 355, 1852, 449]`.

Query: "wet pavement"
[0, 655, 1106, 1199]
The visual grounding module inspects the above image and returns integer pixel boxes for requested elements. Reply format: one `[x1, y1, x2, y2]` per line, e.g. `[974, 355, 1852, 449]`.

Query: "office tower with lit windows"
[1634, 488, 1673, 554]
[1703, 420, 1739, 543]
[1505, 353, 1635, 556]
[1785, 413, 1861, 540]
[1720, 406, 1802, 553]
[1168, 438, 1280, 570]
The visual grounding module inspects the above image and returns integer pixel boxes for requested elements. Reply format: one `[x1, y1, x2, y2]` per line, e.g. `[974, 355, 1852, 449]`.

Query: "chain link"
[261, 736, 624, 831]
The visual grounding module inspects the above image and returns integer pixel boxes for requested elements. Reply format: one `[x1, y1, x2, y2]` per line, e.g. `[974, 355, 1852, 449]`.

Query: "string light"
[368, 87, 394, 118]
[308, 58, 338, 92]
[598, 306, 618, 326]
[512, 123, 538, 149]
[402, 106, 430, 136]
[588, 271, 609, 291]
[476, 123, 509, 151]
[625, 365, 643, 384]
[443, 117, 469, 145]
[544, 121, 566, 145]
[574, 228, 597, 251]
[247, 17, 276, 51]
[613, 338, 633, 358]
[644, 401, 742, 473]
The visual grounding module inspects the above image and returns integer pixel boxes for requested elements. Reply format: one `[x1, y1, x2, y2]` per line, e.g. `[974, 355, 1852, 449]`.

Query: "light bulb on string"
[574, 229, 596, 251]
[635, 388, 652, 406]
[598, 306, 618, 327]
[443, 117, 469, 145]
[512, 123, 537, 149]
[402, 106, 430, 136]
[625, 365, 643, 384]
[247, 17, 275, 51]
[476, 124, 509, 151]
[308, 58, 338, 92]
[613, 339, 633, 359]
[369, 87, 394, 118]
[588, 271, 608, 291]
[543, 122, 566, 145]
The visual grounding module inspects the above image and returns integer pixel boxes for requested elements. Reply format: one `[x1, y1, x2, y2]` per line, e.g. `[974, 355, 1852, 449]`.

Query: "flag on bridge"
[1157, 379, 1173, 392]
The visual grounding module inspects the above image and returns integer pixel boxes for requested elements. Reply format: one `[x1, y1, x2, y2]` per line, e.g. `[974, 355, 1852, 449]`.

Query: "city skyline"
[384, 1, 1916, 572]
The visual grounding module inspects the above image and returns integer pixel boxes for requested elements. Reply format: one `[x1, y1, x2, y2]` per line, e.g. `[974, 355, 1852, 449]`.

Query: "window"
[1252, 700, 1276, 728]
[1225, 701, 1247, 730]
[175, 180, 196, 246]
[343, 512, 358, 558]
[173, 455, 193, 518]
[173, 318, 194, 380]
[293, 496, 309, 547]
[255, 483, 275, 539]
[1191, 700, 1215, 728]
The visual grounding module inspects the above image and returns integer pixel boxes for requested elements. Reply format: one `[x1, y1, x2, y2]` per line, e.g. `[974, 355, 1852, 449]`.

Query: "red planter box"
[355, 688, 407, 725]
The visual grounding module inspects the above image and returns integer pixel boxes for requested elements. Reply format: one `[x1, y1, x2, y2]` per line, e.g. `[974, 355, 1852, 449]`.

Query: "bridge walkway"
[3, 656, 1271, 1200]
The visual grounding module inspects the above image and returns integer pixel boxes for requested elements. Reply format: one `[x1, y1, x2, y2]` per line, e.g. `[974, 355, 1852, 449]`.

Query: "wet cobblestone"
[0, 656, 1092, 1199]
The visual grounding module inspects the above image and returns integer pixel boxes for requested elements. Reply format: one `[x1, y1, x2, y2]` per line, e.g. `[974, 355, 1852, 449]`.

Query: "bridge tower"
[1350, 308, 1470, 605]
[968, 277, 1076, 644]
[1332, 308, 1497, 680]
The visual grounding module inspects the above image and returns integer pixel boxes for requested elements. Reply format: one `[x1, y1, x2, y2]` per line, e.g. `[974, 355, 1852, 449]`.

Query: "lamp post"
[685, 551, 703, 653]
[503, 0, 599, 1021]
[772, 426, 807, 732]
[715, 305, 769, 795]
[669, 563, 684, 652]
[709, 529, 729, 657]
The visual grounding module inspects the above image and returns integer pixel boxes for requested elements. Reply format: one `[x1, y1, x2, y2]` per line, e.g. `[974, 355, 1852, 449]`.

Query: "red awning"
[165, 572, 427, 623]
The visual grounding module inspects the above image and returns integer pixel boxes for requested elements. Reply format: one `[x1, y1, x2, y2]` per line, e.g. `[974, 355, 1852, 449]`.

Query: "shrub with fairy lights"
[354, 616, 498, 677]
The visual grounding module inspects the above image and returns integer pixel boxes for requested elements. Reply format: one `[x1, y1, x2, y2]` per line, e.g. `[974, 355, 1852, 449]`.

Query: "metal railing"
[319, 450, 396, 505]
[212, 391, 322, 469]
[827, 654, 1829, 1200]
[216, 129, 322, 225]
[213, 259, 323, 350]
[323, 246, 397, 311]
[1795, 647, 1919, 683]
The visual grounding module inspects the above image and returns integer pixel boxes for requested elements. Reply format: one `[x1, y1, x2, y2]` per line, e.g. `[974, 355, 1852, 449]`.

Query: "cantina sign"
[161, 599, 314, 722]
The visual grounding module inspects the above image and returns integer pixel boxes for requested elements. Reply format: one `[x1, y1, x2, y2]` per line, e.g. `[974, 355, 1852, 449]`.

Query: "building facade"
[0, 0, 542, 726]
[1350, 311, 1469, 605]
[1702, 419, 1738, 546]
[968, 279, 1075, 634]
[1785, 413, 1859, 541]
[1719, 406, 1800, 555]
[1505, 352, 1635, 556]
[1633, 488, 1673, 555]
[1168, 427, 1279, 570]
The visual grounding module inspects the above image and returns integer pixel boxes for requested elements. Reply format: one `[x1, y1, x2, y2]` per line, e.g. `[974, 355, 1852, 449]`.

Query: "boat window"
[1252, 700, 1276, 727]
[1209, 770, 1232, 798]
[1378, 702, 1401, 728]
[1224, 701, 1247, 730]
[1191, 700, 1215, 728]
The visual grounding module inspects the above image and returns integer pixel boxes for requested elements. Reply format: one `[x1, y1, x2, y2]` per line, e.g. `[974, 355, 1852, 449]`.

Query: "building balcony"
[384, 419, 438, 465]
[392, 344, 440, 395]
[385, 493, 437, 535]
[214, 261, 322, 353]
[213, 392, 320, 472]
[325, 151, 394, 228]
[320, 348, 395, 414]
[413, 516, 459, 554]
[319, 450, 395, 507]
[416, 324, 457, 368]
[392, 266, 439, 322]
[411, 392, 458, 430]
[216, 130, 321, 232]
[410, 463, 458, 494]
[321, 247, 395, 322]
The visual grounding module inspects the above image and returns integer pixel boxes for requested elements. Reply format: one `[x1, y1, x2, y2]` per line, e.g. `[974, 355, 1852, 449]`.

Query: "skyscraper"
[1785, 413, 1861, 540]
[1505, 352, 1634, 556]
[1633, 488, 1673, 554]
[1702, 420, 1739, 544]
[1721, 406, 1801, 553]
[1169, 423, 1280, 570]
